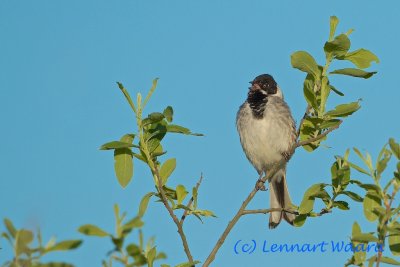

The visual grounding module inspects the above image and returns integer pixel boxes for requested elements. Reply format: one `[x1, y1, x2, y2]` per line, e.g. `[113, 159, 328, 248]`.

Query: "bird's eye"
[262, 84, 267, 88]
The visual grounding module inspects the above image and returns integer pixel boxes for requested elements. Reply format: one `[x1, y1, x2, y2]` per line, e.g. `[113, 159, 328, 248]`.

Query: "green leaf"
[166, 124, 203, 136]
[352, 221, 362, 236]
[46, 240, 82, 252]
[175, 261, 201, 267]
[343, 49, 380, 69]
[126, 243, 141, 257]
[78, 224, 109, 237]
[146, 246, 157, 267]
[147, 112, 165, 123]
[303, 74, 318, 111]
[325, 101, 360, 117]
[114, 148, 133, 188]
[363, 192, 382, 221]
[320, 77, 330, 113]
[333, 200, 349, 210]
[100, 141, 135, 150]
[291, 51, 321, 79]
[159, 158, 176, 185]
[163, 106, 173, 122]
[293, 214, 307, 227]
[352, 233, 379, 243]
[339, 191, 363, 202]
[122, 217, 144, 235]
[176, 185, 188, 205]
[389, 232, 400, 256]
[389, 138, 400, 159]
[117, 82, 136, 113]
[4, 218, 16, 238]
[36, 263, 75, 267]
[190, 209, 217, 217]
[328, 16, 339, 41]
[380, 256, 400, 265]
[357, 183, 381, 194]
[330, 68, 377, 79]
[329, 85, 344, 96]
[15, 229, 34, 255]
[324, 34, 351, 58]
[139, 192, 155, 217]
[192, 186, 198, 209]
[319, 119, 341, 129]
[143, 78, 159, 109]
[342, 158, 370, 176]
[299, 183, 327, 214]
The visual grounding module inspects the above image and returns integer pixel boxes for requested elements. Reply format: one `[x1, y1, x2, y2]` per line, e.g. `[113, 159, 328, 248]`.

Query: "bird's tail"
[269, 168, 295, 229]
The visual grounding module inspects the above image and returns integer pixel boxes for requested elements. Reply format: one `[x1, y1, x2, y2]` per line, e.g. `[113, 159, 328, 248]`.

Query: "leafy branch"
[100, 80, 213, 266]
[203, 16, 379, 266]
[78, 204, 166, 267]
[1, 218, 82, 267]
[343, 138, 400, 267]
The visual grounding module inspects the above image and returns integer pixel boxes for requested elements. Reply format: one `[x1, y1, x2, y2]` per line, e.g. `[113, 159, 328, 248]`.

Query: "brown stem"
[242, 208, 298, 215]
[153, 166, 194, 263]
[203, 110, 342, 267]
[180, 174, 204, 224]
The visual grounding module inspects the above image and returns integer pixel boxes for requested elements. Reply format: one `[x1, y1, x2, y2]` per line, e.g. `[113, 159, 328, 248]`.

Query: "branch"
[180, 174, 203, 225]
[203, 108, 342, 267]
[242, 208, 299, 215]
[296, 121, 342, 148]
[153, 167, 194, 264]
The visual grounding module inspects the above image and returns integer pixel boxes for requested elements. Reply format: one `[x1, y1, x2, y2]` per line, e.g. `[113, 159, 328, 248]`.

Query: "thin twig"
[242, 208, 331, 217]
[180, 174, 204, 224]
[242, 208, 299, 215]
[153, 166, 194, 263]
[296, 121, 342, 148]
[203, 109, 342, 267]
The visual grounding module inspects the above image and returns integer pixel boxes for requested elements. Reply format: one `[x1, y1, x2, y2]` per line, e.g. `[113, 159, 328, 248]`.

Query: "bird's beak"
[250, 83, 261, 91]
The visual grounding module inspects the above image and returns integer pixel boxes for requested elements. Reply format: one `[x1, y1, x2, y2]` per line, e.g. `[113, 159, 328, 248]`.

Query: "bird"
[236, 74, 297, 228]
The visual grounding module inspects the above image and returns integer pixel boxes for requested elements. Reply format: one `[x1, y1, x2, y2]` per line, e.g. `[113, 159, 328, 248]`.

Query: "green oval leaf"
[352, 233, 379, 243]
[293, 214, 307, 227]
[100, 141, 135, 150]
[148, 112, 165, 123]
[46, 240, 82, 252]
[380, 256, 400, 265]
[325, 101, 361, 118]
[114, 148, 133, 188]
[343, 49, 380, 69]
[363, 192, 382, 221]
[163, 106, 174, 122]
[78, 224, 109, 237]
[159, 158, 176, 185]
[291, 51, 321, 79]
[176, 185, 188, 205]
[166, 124, 203, 136]
[330, 68, 377, 79]
[139, 192, 154, 217]
[389, 232, 400, 256]
[4, 218, 16, 238]
[340, 191, 363, 202]
[328, 16, 339, 41]
[324, 34, 351, 58]
[389, 138, 400, 160]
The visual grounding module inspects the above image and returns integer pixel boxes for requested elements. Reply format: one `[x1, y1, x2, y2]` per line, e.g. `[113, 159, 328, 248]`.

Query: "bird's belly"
[238, 117, 289, 172]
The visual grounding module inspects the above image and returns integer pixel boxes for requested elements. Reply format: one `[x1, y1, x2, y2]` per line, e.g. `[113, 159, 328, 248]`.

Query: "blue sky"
[0, 1, 399, 266]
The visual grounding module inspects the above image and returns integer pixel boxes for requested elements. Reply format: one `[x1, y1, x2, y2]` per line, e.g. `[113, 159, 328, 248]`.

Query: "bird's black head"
[250, 74, 278, 95]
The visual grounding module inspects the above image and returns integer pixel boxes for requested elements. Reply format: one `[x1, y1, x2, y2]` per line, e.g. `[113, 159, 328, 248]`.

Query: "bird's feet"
[255, 179, 267, 191]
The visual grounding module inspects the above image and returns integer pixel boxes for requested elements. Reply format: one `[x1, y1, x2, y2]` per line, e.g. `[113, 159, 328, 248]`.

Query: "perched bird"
[236, 74, 297, 228]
